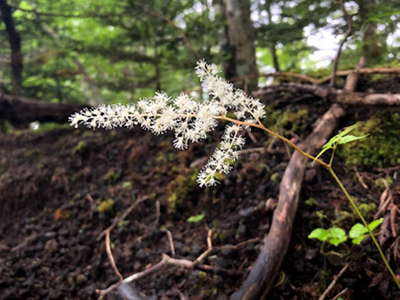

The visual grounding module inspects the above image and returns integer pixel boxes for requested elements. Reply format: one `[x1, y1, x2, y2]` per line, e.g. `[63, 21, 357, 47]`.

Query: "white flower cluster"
[69, 61, 265, 187]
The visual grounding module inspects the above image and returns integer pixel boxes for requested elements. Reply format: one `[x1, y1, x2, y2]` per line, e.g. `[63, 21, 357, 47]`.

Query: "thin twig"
[318, 264, 349, 300]
[216, 238, 260, 251]
[105, 230, 123, 280]
[97, 229, 214, 297]
[162, 228, 176, 256]
[155, 200, 160, 226]
[331, 288, 349, 300]
[353, 167, 368, 189]
[97, 196, 147, 241]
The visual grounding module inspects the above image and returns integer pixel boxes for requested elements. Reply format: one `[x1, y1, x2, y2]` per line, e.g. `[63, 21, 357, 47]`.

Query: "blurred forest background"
[1, 0, 399, 109]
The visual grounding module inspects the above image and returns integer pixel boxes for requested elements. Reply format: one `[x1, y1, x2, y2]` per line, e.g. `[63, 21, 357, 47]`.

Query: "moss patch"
[339, 113, 400, 167]
[166, 169, 199, 212]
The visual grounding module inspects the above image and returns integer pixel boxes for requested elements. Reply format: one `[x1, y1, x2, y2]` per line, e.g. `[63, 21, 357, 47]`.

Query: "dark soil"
[1, 80, 400, 299]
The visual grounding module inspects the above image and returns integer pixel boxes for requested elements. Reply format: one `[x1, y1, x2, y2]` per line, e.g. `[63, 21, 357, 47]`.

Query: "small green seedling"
[308, 227, 347, 246]
[349, 218, 383, 245]
[187, 213, 205, 223]
[309, 218, 383, 246]
[314, 123, 368, 162]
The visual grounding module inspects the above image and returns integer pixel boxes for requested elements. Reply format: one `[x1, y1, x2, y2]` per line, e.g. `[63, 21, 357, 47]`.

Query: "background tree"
[0, 0, 23, 95]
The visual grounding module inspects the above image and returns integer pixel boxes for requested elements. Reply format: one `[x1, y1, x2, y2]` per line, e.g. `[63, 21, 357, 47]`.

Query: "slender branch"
[105, 230, 123, 280]
[217, 115, 330, 169]
[318, 264, 349, 300]
[97, 196, 147, 241]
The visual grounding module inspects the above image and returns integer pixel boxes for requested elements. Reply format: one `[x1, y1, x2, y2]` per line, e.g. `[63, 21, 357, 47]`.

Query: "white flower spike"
[69, 61, 265, 186]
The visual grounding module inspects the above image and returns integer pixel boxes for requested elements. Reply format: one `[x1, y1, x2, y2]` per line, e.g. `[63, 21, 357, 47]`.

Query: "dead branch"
[97, 229, 213, 298]
[105, 230, 123, 280]
[321, 67, 400, 84]
[331, 288, 349, 300]
[318, 264, 349, 300]
[259, 72, 321, 84]
[258, 82, 400, 107]
[97, 196, 147, 241]
[337, 92, 400, 106]
[231, 58, 364, 300]
[162, 228, 176, 256]
[256, 66, 400, 86]
[98, 229, 258, 298]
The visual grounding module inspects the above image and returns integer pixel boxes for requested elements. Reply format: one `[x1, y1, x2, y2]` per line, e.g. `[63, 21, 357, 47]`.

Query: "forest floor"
[0, 76, 400, 300]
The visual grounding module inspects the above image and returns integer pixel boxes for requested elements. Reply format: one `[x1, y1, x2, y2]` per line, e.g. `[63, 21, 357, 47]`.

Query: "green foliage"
[309, 218, 383, 246]
[315, 123, 368, 162]
[72, 140, 87, 154]
[166, 169, 199, 212]
[97, 199, 114, 213]
[349, 218, 383, 245]
[339, 114, 400, 167]
[187, 213, 205, 223]
[308, 227, 347, 246]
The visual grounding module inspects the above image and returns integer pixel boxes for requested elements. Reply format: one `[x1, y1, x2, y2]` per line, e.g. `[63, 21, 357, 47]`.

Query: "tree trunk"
[266, 1, 280, 72]
[223, 0, 258, 92]
[0, 0, 23, 95]
[357, 0, 386, 66]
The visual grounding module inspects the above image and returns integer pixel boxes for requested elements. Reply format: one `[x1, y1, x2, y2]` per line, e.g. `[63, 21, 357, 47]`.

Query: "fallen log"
[257, 83, 400, 107]
[0, 93, 88, 125]
[258, 67, 400, 85]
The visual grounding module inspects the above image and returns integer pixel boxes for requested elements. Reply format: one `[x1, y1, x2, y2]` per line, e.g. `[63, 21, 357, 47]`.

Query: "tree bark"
[0, 93, 88, 125]
[223, 0, 258, 92]
[0, 0, 23, 95]
[357, 0, 386, 66]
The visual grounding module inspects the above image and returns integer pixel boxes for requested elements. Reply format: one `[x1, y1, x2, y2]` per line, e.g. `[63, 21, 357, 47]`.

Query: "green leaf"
[327, 227, 347, 246]
[352, 235, 367, 245]
[337, 134, 368, 145]
[368, 218, 384, 231]
[308, 228, 329, 241]
[349, 218, 383, 244]
[309, 227, 347, 246]
[315, 123, 367, 161]
[349, 223, 368, 239]
[187, 213, 205, 223]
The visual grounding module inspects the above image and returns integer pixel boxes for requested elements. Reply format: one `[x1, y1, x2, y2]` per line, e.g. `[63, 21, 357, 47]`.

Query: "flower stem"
[328, 167, 400, 289]
[220, 115, 399, 288]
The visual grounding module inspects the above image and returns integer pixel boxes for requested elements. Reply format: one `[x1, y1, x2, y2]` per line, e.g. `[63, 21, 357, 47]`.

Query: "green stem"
[328, 145, 337, 167]
[220, 116, 399, 288]
[328, 167, 400, 288]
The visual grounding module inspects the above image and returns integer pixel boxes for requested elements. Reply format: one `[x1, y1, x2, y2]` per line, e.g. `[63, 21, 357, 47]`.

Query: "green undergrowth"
[339, 113, 400, 167]
[166, 168, 199, 212]
[264, 105, 309, 134]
